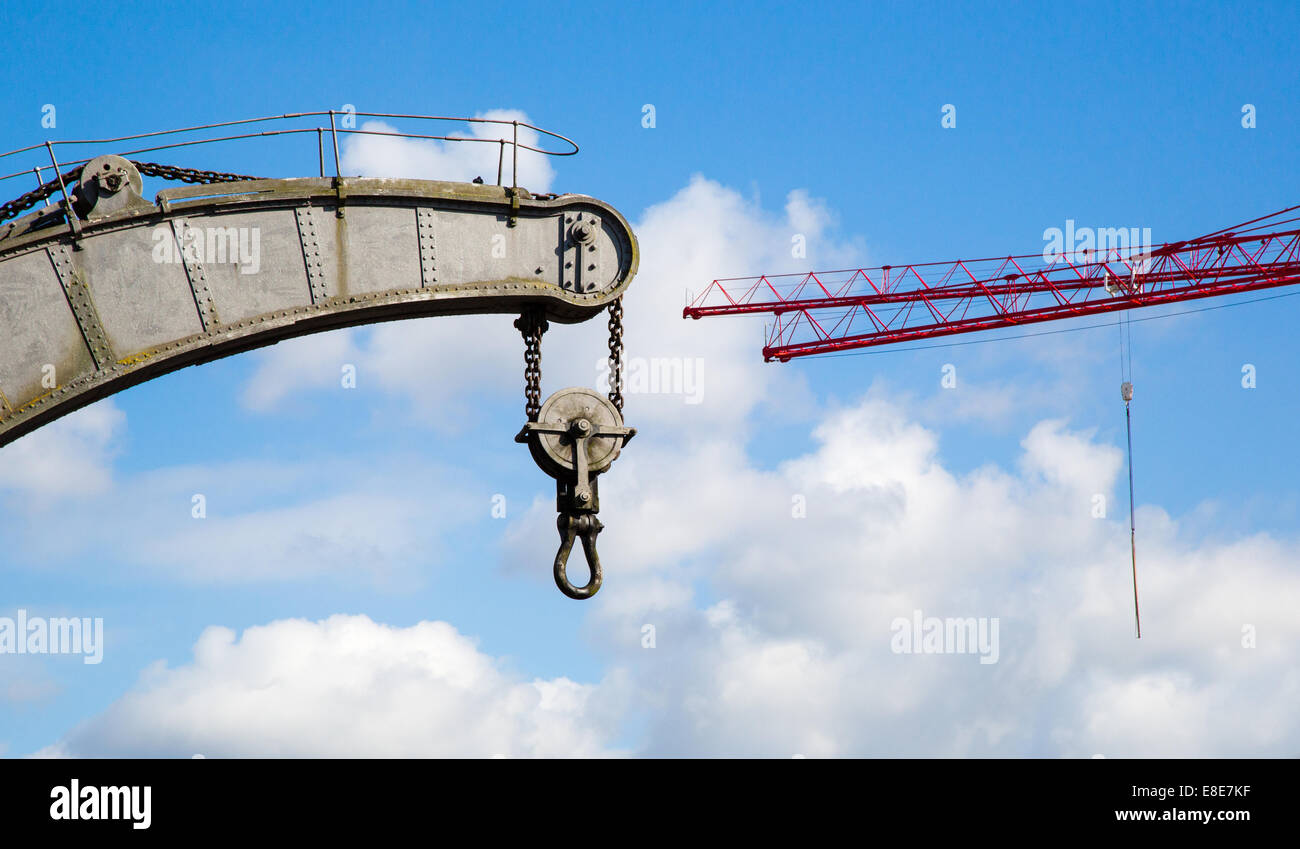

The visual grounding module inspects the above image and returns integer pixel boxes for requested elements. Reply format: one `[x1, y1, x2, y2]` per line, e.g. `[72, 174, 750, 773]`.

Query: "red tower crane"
[683, 204, 1300, 361]
[684, 202, 1300, 638]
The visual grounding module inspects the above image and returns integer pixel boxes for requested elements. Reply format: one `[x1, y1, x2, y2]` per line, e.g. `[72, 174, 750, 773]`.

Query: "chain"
[515, 308, 548, 421]
[0, 161, 263, 224]
[607, 297, 625, 413]
[131, 161, 261, 185]
[0, 167, 82, 224]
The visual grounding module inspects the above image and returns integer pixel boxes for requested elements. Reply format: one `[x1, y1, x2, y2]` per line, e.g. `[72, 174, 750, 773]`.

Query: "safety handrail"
[0, 109, 578, 192]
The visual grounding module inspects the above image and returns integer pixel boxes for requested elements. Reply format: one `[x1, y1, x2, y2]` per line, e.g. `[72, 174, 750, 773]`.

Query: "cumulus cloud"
[0, 401, 124, 501]
[225, 169, 1300, 757]
[49, 391, 1298, 757]
[562, 393, 1300, 756]
[241, 331, 361, 412]
[41, 615, 623, 757]
[341, 110, 557, 193]
[1, 658, 59, 705]
[3, 454, 475, 587]
[135, 490, 439, 584]
[25, 168, 1300, 758]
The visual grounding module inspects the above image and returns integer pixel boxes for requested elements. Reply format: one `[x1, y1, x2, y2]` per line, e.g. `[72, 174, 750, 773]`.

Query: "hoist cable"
[1125, 398, 1140, 639]
[1118, 308, 1140, 639]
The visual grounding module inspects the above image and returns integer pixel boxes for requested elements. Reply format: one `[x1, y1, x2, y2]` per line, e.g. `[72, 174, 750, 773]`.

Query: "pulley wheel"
[79, 155, 143, 197]
[528, 387, 625, 480]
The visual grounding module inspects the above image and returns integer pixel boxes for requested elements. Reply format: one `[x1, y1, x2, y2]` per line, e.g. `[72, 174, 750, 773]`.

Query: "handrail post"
[44, 141, 81, 242]
[328, 111, 344, 218]
[328, 110, 341, 177]
[33, 167, 49, 206]
[512, 121, 519, 188]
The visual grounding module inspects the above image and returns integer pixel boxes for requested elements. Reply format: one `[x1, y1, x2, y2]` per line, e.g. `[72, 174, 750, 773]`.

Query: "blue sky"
[1, 0, 1297, 756]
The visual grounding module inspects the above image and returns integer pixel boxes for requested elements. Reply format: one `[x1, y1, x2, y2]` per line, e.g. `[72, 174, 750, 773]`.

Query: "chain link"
[131, 160, 262, 185]
[0, 161, 264, 224]
[0, 167, 82, 224]
[607, 297, 625, 413]
[515, 308, 548, 421]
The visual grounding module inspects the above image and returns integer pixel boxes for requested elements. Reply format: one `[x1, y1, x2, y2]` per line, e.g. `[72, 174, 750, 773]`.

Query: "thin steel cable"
[1119, 306, 1139, 638]
[1126, 398, 1140, 639]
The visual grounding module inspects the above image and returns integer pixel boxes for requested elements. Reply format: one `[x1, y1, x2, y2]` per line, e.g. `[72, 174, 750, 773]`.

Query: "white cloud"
[30, 452, 475, 585]
[24, 171, 1300, 758]
[41, 614, 622, 757]
[341, 110, 557, 193]
[226, 171, 1299, 757]
[784, 188, 835, 238]
[3, 453, 475, 587]
[0, 401, 124, 501]
[58, 390, 1286, 758]
[241, 331, 361, 411]
[134, 491, 437, 584]
[565, 392, 1300, 756]
[1, 657, 59, 705]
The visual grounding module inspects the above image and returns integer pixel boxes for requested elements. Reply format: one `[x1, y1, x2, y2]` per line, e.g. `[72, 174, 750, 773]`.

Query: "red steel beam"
[684, 207, 1300, 362]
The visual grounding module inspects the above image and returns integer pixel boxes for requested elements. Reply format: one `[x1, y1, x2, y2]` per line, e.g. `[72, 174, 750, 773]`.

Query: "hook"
[553, 512, 604, 600]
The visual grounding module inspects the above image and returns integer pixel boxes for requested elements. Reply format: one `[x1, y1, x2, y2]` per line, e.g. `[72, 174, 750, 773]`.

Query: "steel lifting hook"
[554, 512, 605, 599]
[517, 386, 634, 600]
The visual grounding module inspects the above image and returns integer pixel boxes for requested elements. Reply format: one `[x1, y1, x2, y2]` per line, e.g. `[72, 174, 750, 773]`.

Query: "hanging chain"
[607, 297, 625, 413]
[515, 308, 548, 421]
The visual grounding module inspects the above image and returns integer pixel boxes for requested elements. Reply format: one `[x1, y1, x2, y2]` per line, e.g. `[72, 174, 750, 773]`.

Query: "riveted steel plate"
[0, 177, 638, 447]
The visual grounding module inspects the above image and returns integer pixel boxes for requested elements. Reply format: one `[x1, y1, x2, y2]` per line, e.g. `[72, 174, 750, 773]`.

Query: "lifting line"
[1119, 308, 1140, 639]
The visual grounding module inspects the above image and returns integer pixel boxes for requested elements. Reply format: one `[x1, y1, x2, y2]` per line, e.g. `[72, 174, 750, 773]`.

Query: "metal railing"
[0, 109, 579, 199]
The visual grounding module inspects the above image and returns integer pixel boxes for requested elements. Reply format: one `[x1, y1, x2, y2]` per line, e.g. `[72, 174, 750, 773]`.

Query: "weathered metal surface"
[515, 386, 636, 599]
[0, 175, 639, 448]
